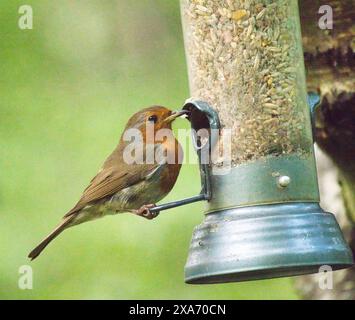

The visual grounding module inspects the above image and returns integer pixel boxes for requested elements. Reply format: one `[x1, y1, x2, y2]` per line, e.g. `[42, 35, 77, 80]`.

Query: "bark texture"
[295, 0, 355, 299]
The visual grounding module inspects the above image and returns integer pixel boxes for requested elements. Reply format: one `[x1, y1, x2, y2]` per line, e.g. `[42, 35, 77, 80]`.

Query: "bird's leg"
[134, 204, 160, 220]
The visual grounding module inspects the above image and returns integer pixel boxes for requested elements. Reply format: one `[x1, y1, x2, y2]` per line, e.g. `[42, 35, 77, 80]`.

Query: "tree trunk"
[295, 0, 355, 299]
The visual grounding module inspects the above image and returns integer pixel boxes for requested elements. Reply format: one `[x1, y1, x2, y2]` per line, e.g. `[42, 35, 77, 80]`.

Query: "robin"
[28, 106, 187, 260]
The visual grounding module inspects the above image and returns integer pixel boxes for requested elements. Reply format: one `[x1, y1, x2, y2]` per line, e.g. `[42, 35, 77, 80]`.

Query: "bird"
[28, 106, 187, 260]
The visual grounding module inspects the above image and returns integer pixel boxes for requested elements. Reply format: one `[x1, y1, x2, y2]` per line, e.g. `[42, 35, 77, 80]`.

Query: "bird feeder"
[178, 0, 353, 283]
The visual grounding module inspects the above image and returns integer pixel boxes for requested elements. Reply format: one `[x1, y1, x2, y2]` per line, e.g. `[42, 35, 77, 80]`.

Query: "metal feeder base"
[184, 202, 354, 284]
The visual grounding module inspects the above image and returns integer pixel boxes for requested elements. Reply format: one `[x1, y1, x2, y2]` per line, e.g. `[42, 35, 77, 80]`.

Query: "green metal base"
[207, 154, 320, 211]
[184, 202, 354, 284]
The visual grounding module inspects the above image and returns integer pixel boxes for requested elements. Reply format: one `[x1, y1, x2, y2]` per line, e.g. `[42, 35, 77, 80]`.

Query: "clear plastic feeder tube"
[180, 0, 313, 166]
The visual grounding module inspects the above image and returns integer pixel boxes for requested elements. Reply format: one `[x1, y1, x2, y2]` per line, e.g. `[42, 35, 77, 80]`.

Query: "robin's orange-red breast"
[28, 106, 187, 260]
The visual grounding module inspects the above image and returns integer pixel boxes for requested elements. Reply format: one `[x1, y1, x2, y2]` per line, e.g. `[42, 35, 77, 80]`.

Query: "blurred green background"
[0, 0, 299, 299]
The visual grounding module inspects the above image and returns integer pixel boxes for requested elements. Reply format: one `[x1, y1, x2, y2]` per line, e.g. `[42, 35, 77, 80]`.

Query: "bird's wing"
[64, 163, 160, 217]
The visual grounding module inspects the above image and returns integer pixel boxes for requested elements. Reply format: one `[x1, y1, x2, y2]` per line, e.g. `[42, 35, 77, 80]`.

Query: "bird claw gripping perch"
[135, 204, 159, 220]
[149, 100, 220, 214]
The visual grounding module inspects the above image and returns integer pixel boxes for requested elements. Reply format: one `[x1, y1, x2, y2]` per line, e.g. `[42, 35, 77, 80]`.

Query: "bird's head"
[124, 106, 188, 142]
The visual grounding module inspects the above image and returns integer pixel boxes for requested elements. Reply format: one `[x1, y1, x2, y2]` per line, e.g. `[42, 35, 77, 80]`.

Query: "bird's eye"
[148, 115, 158, 123]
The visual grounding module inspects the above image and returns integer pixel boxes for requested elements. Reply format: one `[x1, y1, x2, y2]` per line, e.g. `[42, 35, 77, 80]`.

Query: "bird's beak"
[164, 110, 189, 123]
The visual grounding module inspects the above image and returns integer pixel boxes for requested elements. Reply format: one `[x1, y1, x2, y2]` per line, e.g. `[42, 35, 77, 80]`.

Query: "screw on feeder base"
[185, 202, 354, 284]
[184, 154, 354, 284]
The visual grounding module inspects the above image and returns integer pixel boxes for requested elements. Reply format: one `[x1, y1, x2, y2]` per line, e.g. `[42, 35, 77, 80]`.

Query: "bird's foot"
[135, 204, 159, 220]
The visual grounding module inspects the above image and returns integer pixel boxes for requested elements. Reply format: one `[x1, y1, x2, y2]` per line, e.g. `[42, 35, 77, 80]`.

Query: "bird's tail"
[28, 215, 75, 260]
